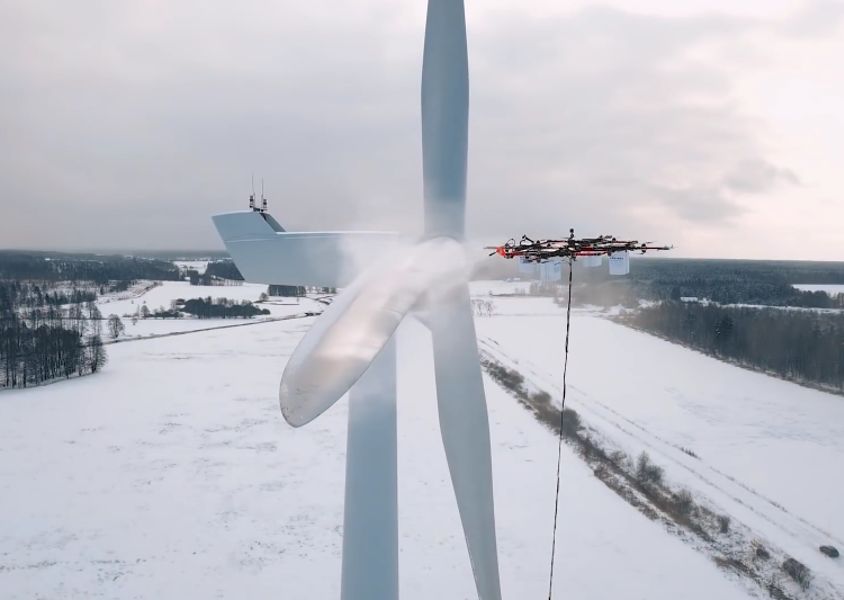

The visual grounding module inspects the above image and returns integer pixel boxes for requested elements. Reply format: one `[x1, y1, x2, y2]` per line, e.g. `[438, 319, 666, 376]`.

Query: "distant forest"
[0, 253, 263, 390]
[564, 258, 844, 308]
[619, 302, 844, 394]
[0, 282, 97, 308]
[0, 251, 180, 283]
[1, 284, 106, 390]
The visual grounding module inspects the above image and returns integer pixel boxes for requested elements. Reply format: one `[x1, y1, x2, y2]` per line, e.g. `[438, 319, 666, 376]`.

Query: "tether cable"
[547, 257, 574, 600]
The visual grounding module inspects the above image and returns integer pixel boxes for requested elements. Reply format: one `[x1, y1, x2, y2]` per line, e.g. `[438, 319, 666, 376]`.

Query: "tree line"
[1, 299, 106, 390]
[0, 251, 180, 283]
[500, 256, 844, 309]
[180, 297, 269, 319]
[0, 281, 97, 311]
[573, 258, 844, 308]
[139, 297, 270, 320]
[618, 301, 844, 393]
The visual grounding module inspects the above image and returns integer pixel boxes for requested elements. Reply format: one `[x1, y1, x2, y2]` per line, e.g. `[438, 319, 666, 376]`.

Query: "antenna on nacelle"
[249, 174, 256, 211]
[261, 178, 268, 212]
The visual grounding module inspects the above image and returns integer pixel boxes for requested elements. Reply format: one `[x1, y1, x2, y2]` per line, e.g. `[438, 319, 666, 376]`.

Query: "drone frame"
[488, 229, 672, 263]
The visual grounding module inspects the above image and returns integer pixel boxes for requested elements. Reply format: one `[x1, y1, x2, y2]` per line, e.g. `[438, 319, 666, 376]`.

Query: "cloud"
[782, 0, 844, 37]
[0, 1, 825, 255]
[723, 159, 800, 194]
[465, 6, 800, 240]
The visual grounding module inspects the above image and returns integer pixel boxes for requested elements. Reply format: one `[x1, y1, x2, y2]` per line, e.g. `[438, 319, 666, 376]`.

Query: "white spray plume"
[279, 236, 469, 426]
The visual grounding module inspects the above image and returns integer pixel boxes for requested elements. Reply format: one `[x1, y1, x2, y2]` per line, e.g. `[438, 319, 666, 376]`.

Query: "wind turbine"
[212, 1, 501, 598]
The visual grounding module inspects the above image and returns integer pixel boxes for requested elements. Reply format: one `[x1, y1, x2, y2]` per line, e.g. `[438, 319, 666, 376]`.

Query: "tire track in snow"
[574, 387, 844, 548]
[478, 334, 844, 555]
[479, 336, 805, 542]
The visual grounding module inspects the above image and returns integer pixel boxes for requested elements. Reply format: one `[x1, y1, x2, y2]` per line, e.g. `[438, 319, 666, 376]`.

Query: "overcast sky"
[1, 0, 843, 259]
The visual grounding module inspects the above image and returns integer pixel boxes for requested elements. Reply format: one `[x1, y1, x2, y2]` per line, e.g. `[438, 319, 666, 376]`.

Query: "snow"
[0, 284, 755, 599]
[96, 280, 324, 338]
[793, 284, 844, 296]
[98, 281, 268, 318]
[473, 278, 533, 296]
[172, 260, 210, 273]
[471, 286, 844, 591]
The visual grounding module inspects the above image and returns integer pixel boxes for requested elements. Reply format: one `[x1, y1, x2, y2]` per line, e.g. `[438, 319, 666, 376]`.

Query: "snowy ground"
[0, 283, 761, 599]
[96, 280, 323, 339]
[172, 260, 210, 273]
[99, 281, 275, 318]
[793, 284, 844, 296]
[472, 282, 844, 593]
[474, 279, 532, 296]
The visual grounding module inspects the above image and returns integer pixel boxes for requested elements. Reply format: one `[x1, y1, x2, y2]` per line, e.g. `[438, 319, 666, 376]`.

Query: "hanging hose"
[547, 257, 574, 600]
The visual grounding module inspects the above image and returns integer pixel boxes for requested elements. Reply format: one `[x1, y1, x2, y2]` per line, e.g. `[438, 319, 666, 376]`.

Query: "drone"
[487, 229, 672, 263]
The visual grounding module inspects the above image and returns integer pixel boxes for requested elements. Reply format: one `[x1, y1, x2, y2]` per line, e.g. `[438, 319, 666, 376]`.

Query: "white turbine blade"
[421, 0, 469, 238]
[279, 237, 467, 427]
[429, 285, 502, 600]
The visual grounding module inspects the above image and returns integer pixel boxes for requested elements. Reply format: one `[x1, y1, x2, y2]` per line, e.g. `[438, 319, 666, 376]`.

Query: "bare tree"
[87, 335, 107, 373]
[107, 314, 124, 340]
[68, 303, 85, 334]
[471, 299, 496, 318]
[86, 301, 102, 336]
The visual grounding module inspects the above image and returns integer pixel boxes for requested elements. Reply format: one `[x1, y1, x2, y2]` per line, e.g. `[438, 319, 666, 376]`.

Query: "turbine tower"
[212, 2, 501, 598]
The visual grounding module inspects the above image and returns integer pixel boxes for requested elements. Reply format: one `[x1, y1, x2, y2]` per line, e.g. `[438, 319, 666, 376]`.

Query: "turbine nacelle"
[212, 210, 400, 288]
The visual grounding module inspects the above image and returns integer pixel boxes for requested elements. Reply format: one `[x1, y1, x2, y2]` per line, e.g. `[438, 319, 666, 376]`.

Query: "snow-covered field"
[793, 284, 844, 296]
[99, 281, 270, 317]
[0, 283, 760, 599]
[472, 283, 844, 592]
[96, 281, 322, 338]
[474, 279, 533, 296]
